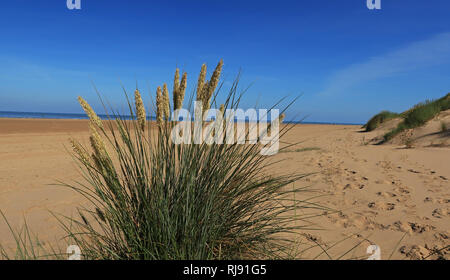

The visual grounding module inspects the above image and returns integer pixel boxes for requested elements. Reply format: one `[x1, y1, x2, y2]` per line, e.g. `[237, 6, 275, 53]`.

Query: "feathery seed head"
[175, 72, 187, 110]
[134, 89, 146, 131]
[162, 83, 170, 120]
[78, 96, 103, 129]
[69, 137, 91, 166]
[156, 86, 164, 125]
[208, 59, 223, 94]
[196, 64, 207, 101]
[203, 59, 223, 112]
[173, 68, 180, 95]
[89, 123, 107, 161]
[201, 79, 211, 111]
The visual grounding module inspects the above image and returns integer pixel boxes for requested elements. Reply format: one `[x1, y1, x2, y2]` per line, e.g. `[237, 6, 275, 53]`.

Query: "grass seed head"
[134, 89, 146, 131]
[78, 96, 103, 129]
[196, 64, 207, 101]
[69, 137, 91, 166]
[202, 59, 223, 112]
[173, 68, 180, 95]
[156, 86, 164, 125]
[89, 123, 107, 162]
[175, 72, 187, 111]
[162, 83, 170, 120]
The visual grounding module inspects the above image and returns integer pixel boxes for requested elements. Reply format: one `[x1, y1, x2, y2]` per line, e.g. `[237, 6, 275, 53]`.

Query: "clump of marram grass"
[383, 93, 450, 142]
[61, 60, 326, 260]
[363, 111, 399, 132]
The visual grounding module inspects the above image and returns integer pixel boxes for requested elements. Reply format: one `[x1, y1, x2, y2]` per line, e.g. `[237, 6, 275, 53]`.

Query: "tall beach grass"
[59, 61, 326, 260]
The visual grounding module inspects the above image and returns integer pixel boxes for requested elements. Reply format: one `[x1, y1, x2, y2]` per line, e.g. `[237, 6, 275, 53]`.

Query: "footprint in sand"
[340, 182, 365, 190]
[393, 221, 436, 234]
[327, 211, 385, 230]
[424, 197, 450, 204]
[394, 186, 411, 195]
[432, 207, 449, 218]
[376, 191, 397, 198]
[434, 232, 449, 242]
[368, 201, 396, 211]
[399, 245, 431, 260]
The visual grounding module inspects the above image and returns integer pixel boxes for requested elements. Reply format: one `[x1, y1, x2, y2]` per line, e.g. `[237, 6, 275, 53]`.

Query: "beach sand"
[0, 118, 448, 259]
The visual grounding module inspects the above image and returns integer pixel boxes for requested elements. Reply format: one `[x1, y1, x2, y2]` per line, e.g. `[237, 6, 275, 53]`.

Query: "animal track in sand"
[368, 201, 395, 211]
[337, 182, 365, 191]
[326, 211, 386, 230]
[393, 221, 436, 234]
[434, 232, 448, 241]
[377, 160, 394, 170]
[432, 207, 449, 218]
[424, 197, 450, 204]
[376, 191, 397, 198]
[399, 245, 431, 260]
[393, 186, 411, 195]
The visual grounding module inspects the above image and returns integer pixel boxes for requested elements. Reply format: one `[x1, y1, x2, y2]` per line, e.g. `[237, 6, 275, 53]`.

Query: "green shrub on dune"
[363, 111, 399, 132]
[382, 93, 450, 142]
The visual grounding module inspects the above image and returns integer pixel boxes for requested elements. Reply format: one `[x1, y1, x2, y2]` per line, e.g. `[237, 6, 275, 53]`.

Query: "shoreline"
[0, 116, 363, 127]
[0, 118, 361, 135]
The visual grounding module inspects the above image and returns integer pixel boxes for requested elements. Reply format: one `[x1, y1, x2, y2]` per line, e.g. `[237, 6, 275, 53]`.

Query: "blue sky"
[0, 0, 449, 123]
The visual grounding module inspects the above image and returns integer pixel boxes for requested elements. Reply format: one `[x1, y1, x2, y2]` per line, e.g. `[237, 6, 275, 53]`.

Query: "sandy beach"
[0, 118, 448, 259]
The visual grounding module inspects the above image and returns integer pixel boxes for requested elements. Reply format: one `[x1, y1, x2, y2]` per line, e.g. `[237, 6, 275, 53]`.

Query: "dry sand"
[0, 118, 448, 259]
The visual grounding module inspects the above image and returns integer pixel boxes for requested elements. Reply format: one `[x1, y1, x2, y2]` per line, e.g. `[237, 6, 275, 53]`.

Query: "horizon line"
[0, 110, 364, 126]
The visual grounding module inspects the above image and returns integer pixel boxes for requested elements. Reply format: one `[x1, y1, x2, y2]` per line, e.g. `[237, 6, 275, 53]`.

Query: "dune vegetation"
[363, 111, 400, 132]
[50, 60, 325, 260]
[363, 93, 450, 142]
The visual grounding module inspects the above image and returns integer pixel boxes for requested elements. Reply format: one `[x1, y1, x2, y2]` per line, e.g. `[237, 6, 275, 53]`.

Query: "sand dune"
[370, 109, 450, 148]
[0, 118, 448, 259]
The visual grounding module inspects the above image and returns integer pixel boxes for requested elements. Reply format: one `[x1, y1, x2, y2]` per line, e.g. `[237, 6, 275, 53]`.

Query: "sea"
[0, 111, 363, 126]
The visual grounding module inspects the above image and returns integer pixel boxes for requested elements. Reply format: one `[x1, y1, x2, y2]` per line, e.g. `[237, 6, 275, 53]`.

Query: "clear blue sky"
[1, 0, 449, 123]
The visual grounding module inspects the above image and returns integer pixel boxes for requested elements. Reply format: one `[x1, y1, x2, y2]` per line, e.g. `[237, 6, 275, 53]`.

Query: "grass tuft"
[383, 93, 450, 142]
[60, 61, 325, 260]
[363, 111, 399, 132]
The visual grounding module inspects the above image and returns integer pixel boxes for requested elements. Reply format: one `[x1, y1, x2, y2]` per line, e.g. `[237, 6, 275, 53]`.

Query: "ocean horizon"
[0, 111, 364, 126]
